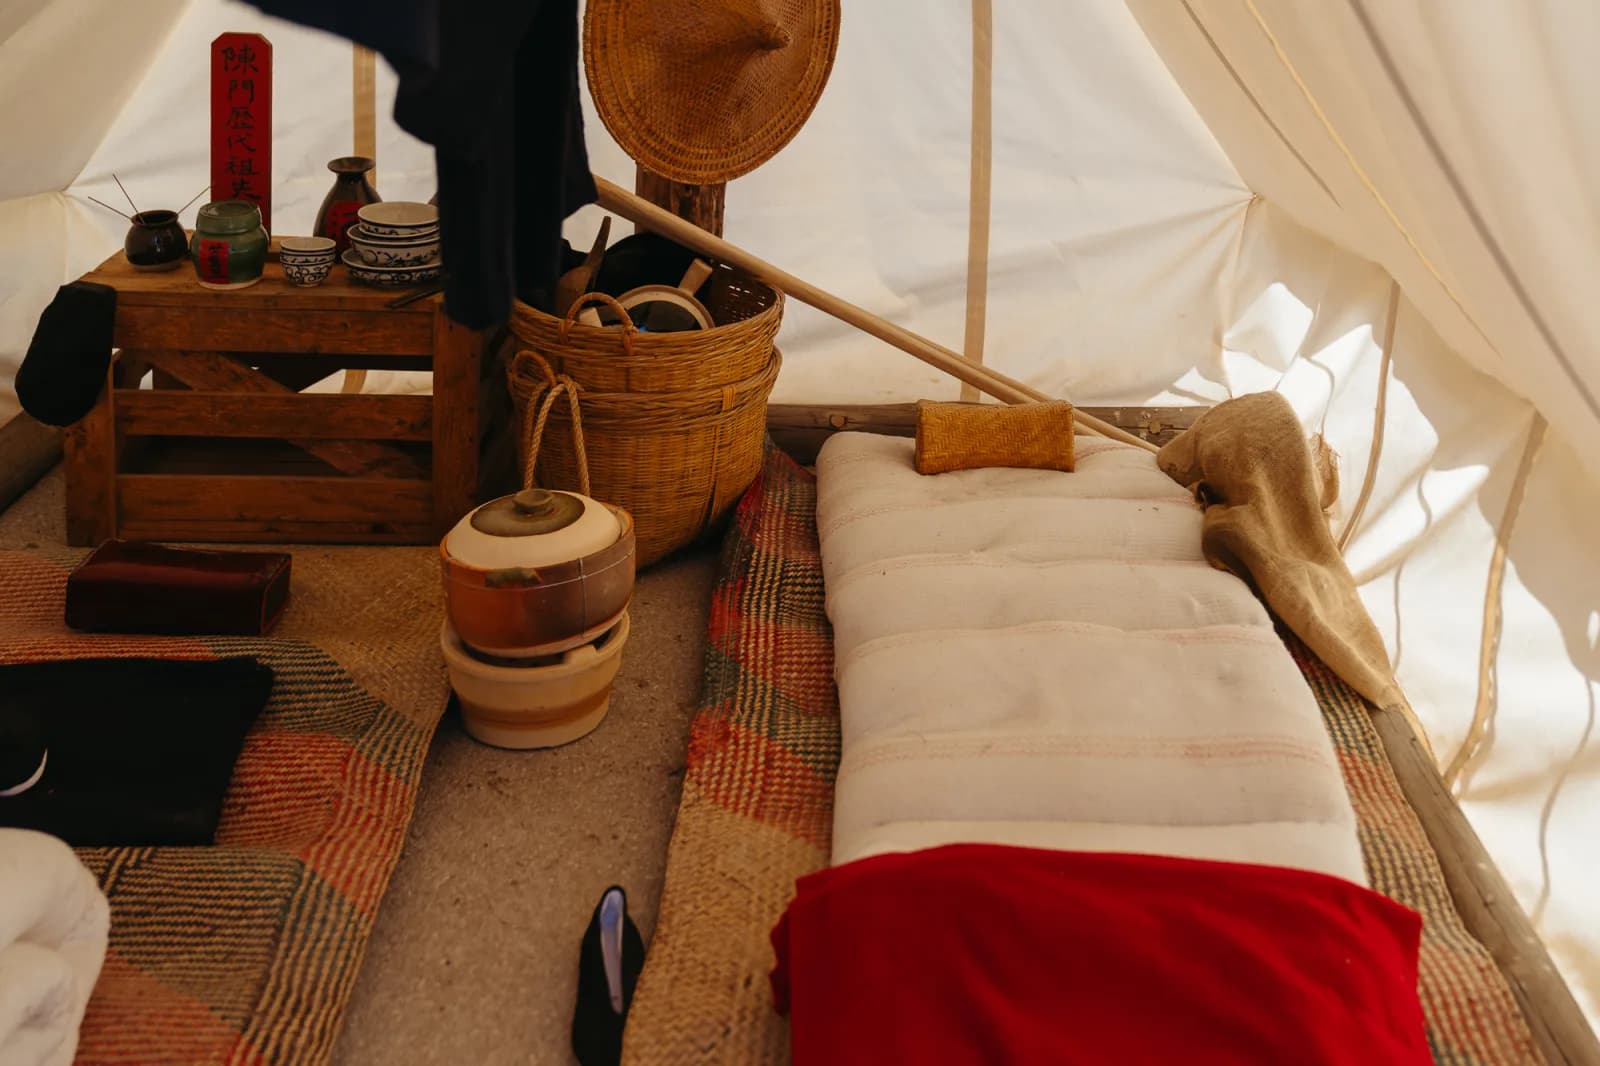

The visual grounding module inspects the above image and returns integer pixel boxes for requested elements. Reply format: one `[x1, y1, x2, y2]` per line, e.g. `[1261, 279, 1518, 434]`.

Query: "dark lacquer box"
[65, 540, 291, 636]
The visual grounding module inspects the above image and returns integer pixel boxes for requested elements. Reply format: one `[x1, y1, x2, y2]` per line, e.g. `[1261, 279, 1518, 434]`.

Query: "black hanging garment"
[16, 281, 117, 426]
[246, 0, 596, 328]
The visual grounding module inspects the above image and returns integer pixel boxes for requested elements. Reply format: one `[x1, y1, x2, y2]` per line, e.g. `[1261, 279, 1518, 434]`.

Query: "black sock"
[16, 281, 117, 426]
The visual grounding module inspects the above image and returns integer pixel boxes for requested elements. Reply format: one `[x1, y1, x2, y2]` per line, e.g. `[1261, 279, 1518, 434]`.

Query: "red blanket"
[771, 845, 1429, 1065]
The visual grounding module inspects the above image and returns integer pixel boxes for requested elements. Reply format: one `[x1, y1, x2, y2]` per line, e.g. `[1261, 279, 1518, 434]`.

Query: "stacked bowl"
[343, 201, 441, 286]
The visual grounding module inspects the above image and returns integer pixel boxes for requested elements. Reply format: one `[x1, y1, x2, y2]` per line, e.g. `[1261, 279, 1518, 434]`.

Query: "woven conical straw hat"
[584, 0, 841, 184]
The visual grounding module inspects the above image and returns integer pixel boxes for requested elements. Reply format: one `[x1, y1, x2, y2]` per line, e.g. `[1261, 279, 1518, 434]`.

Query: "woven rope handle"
[512, 350, 591, 497]
[559, 291, 636, 357]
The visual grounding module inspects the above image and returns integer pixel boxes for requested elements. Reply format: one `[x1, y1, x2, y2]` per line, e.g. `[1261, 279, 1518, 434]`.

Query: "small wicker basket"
[508, 273, 783, 567]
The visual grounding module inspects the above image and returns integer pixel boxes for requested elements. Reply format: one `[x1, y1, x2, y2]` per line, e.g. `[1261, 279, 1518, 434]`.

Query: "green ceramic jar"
[190, 200, 269, 290]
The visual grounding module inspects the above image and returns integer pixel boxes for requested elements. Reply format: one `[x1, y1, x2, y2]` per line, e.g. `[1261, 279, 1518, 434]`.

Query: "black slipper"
[571, 884, 646, 1066]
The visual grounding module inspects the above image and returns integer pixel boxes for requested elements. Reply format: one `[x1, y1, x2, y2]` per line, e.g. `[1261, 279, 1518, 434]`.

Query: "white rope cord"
[1443, 413, 1547, 790]
[959, 0, 994, 403]
[1338, 280, 1399, 552]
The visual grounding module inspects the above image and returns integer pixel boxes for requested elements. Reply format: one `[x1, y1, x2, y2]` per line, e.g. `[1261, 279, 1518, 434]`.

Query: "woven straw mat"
[0, 529, 448, 1066]
[621, 443, 1540, 1066]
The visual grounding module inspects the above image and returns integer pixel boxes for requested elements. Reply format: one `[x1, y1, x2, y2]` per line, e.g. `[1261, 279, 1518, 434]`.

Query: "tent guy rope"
[591, 176, 1160, 454]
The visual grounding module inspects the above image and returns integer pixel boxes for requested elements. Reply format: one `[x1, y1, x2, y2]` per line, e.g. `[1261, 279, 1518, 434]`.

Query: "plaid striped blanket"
[0, 547, 447, 1066]
[623, 444, 1539, 1066]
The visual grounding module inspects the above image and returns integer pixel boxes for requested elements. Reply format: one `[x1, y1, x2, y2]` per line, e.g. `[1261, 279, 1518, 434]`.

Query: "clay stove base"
[440, 613, 631, 750]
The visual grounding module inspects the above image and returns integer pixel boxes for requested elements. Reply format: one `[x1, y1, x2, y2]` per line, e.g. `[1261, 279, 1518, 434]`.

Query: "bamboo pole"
[591, 176, 1160, 453]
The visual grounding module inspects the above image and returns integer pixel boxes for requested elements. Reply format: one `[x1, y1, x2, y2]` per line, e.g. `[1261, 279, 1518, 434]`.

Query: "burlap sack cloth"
[1157, 392, 1430, 750]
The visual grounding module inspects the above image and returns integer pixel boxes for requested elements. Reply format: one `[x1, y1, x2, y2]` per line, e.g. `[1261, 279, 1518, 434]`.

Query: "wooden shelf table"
[63, 246, 482, 545]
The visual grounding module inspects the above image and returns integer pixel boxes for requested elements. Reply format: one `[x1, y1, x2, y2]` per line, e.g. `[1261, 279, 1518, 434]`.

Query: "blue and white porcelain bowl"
[342, 247, 442, 287]
[348, 224, 440, 267]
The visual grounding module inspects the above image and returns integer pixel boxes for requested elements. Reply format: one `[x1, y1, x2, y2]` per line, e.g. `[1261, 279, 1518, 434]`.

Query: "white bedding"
[0, 830, 109, 1066]
[816, 432, 1366, 884]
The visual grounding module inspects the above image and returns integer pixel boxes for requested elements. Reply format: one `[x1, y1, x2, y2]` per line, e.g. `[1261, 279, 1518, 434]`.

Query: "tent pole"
[592, 176, 1159, 453]
[959, 0, 994, 402]
[344, 44, 378, 397]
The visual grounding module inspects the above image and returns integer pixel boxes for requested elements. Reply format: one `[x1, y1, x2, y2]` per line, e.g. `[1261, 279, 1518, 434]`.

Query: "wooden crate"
[63, 245, 484, 546]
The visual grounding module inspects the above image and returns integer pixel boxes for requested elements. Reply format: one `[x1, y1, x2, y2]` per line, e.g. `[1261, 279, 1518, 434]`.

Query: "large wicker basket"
[507, 273, 783, 567]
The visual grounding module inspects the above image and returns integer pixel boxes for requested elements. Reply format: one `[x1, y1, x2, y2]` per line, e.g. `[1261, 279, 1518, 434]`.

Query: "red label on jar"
[197, 238, 231, 283]
[323, 200, 363, 250]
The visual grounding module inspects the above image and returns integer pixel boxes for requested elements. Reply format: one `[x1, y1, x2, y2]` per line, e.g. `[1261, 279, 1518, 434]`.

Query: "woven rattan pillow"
[914, 400, 1075, 475]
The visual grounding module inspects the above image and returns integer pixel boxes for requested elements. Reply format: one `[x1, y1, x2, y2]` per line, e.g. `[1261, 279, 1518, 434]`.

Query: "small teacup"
[283, 259, 334, 286]
[279, 236, 337, 286]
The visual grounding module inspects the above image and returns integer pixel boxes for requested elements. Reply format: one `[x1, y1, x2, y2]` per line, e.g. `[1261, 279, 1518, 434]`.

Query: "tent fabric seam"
[1342, 0, 1600, 431]
[1177, 0, 1339, 210]
[1236, 0, 1503, 372]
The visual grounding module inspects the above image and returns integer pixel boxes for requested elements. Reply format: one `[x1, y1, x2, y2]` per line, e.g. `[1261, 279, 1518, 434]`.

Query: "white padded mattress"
[815, 431, 1366, 884]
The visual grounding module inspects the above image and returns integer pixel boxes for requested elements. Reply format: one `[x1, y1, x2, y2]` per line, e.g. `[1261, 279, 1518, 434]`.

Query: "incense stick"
[112, 173, 140, 216]
[87, 196, 134, 222]
[177, 184, 210, 215]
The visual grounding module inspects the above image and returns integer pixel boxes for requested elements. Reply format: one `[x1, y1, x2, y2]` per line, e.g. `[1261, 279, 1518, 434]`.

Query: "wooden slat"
[63, 363, 118, 546]
[139, 350, 426, 479]
[247, 352, 433, 374]
[0, 413, 63, 514]
[118, 473, 431, 526]
[116, 519, 432, 545]
[82, 244, 436, 313]
[116, 390, 432, 441]
[431, 308, 481, 534]
[114, 306, 433, 355]
[1370, 708, 1600, 1066]
[766, 402, 1204, 465]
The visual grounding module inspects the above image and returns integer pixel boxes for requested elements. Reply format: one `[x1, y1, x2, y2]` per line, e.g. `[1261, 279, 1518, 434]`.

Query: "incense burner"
[124, 210, 188, 272]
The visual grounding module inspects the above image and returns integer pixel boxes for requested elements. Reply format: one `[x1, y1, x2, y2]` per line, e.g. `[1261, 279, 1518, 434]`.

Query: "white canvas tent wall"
[0, 0, 1595, 1034]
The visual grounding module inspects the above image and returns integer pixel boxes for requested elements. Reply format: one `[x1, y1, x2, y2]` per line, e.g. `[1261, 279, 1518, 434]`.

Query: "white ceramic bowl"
[279, 235, 337, 261]
[349, 226, 439, 267]
[440, 612, 631, 749]
[356, 201, 438, 238]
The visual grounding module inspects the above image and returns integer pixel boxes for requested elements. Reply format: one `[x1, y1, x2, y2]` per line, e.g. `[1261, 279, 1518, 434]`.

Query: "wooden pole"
[346, 44, 378, 397]
[960, 0, 994, 402]
[591, 176, 1158, 453]
[635, 167, 726, 236]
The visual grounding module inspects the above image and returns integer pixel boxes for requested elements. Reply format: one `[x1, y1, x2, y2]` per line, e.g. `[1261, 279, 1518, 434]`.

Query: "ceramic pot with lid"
[441, 488, 636, 658]
[190, 200, 269, 289]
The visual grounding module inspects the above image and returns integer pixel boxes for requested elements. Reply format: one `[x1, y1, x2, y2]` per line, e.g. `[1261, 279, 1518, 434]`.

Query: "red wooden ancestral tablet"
[210, 33, 272, 231]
